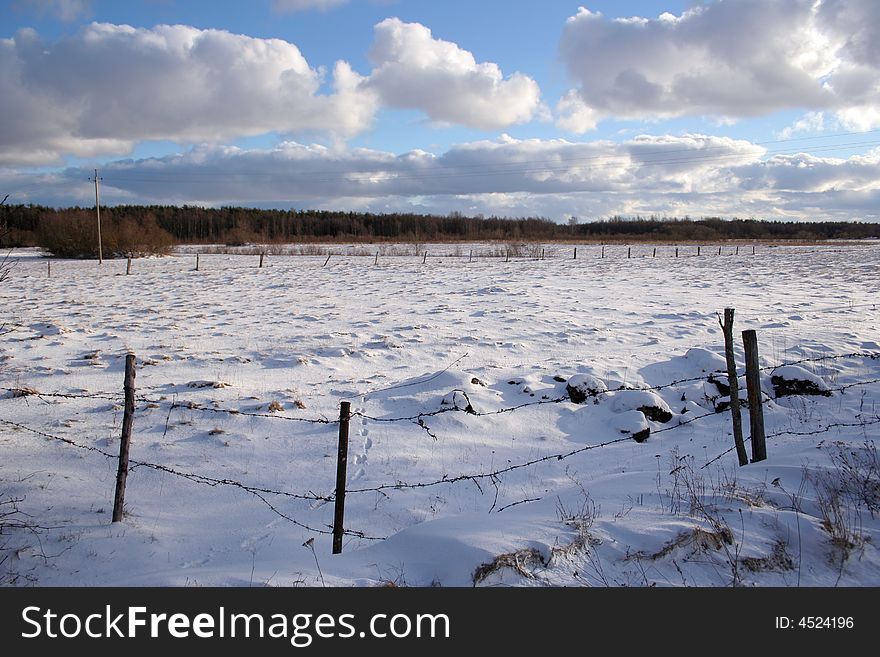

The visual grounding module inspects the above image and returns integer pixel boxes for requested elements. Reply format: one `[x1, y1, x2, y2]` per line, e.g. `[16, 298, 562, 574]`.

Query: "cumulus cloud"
[558, 0, 880, 131]
[366, 18, 543, 130]
[8, 133, 876, 221]
[0, 23, 378, 166]
[272, 0, 349, 13]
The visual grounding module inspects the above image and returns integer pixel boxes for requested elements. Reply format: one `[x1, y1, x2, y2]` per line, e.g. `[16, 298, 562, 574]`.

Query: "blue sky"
[2, 0, 879, 220]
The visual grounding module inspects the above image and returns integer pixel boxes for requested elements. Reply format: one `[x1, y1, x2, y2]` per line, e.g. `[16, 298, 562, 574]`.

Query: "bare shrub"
[37, 211, 173, 258]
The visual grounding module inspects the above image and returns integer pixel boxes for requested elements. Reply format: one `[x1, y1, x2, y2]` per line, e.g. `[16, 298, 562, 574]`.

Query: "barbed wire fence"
[1, 347, 878, 551]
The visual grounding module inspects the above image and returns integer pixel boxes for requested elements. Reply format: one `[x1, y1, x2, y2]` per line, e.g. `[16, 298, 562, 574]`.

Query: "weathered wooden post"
[742, 329, 767, 463]
[627, 247, 631, 259]
[469, 250, 473, 263]
[195, 254, 200, 271]
[323, 254, 332, 267]
[423, 251, 428, 264]
[718, 246, 722, 256]
[652, 247, 656, 258]
[675, 247, 679, 258]
[259, 253, 264, 268]
[47, 261, 51, 278]
[505, 251, 510, 263]
[126, 257, 132, 275]
[697, 245, 701, 256]
[374, 251, 379, 266]
[720, 309, 748, 466]
[332, 401, 351, 554]
[112, 354, 136, 522]
[573, 247, 577, 260]
[601, 245, 605, 259]
[735, 245, 740, 256]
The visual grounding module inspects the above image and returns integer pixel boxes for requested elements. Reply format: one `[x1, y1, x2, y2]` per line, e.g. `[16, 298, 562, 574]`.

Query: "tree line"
[1, 204, 878, 257]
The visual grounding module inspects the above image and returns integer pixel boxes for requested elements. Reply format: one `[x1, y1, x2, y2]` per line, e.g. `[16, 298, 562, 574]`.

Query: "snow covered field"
[1, 242, 879, 587]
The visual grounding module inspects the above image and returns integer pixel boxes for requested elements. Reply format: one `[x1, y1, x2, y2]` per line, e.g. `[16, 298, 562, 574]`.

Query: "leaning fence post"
[742, 329, 767, 463]
[423, 251, 428, 264]
[112, 354, 136, 522]
[332, 401, 351, 554]
[720, 309, 748, 466]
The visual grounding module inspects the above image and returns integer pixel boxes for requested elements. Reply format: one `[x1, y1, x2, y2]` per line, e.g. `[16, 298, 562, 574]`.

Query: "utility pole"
[93, 169, 103, 264]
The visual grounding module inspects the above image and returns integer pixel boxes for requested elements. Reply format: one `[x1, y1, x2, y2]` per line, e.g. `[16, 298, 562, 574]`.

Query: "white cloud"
[272, 0, 349, 13]
[555, 90, 600, 134]
[0, 23, 378, 166]
[16, 0, 92, 21]
[9, 133, 876, 221]
[559, 0, 880, 129]
[778, 112, 826, 140]
[366, 18, 542, 130]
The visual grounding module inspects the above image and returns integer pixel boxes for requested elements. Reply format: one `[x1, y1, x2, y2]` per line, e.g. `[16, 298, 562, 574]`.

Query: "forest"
[1, 204, 878, 258]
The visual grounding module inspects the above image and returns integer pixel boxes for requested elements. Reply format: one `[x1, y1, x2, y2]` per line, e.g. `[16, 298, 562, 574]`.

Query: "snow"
[1, 242, 879, 587]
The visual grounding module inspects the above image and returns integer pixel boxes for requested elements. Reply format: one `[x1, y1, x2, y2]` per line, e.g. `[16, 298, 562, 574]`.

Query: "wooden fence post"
[720, 309, 748, 466]
[259, 253, 264, 268]
[47, 261, 51, 278]
[505, 251, 510, 263]
[112, 354, 136, 522]
[718, 246, 722, 256]
[195, 254, 200, 271]
[697, 245, 701, 256]
[652, 247, 656, 258]
[573, 247, 577, 260]
[541, 248, 545, 260]
[126, 257, 132, 275]
[323, 254, 332, 267]
[752, 245, 756, 255]
[675, 247, 679, 258]
[742, 329, 767, 463]
[601, 246, 605, 259]
[374, 251, 379, 265]
[332, 401, 351, 554]
[423, 251, 428, 264]
[627, 247, 631, 259]
[735, 245, 740, 255]
[469, 250, 473, 263]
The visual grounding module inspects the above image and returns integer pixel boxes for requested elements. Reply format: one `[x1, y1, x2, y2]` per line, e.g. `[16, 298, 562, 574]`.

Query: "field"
[1, 242, 879, 587]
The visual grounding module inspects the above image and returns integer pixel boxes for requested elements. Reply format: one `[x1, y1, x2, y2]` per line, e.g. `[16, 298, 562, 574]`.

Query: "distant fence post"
[718, 246, 722, 256]
[469, 250, 473, 263]
[601, 245, 605, 259]
[259, 253, 264, 268]
[195, 254, 200, 271]
[423, 251, 428, 264]
[541, 248, 545, 260]
[742, 329, 767, 463]
[652, 247, 656, 258]
[697, 246, 701, 256]
[505, 251, 510, 263]
[735, 245, 740, 256]
[573, 247, 577, 260]
[627, 247, 631, 259]
[126, 257, 132, 275]
[332, 401, 351, 554]
[112, 354, 136, 522]
[323, 254, 332, 267]
[720, 309, 748, 467]
[47, 261, 51, 278]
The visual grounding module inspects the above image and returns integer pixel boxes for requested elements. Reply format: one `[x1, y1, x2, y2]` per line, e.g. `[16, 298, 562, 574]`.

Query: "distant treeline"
[1, 204, 878, 257]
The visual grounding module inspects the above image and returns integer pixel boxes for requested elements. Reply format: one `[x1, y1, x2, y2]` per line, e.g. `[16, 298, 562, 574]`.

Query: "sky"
[1, 0, 880, 221]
